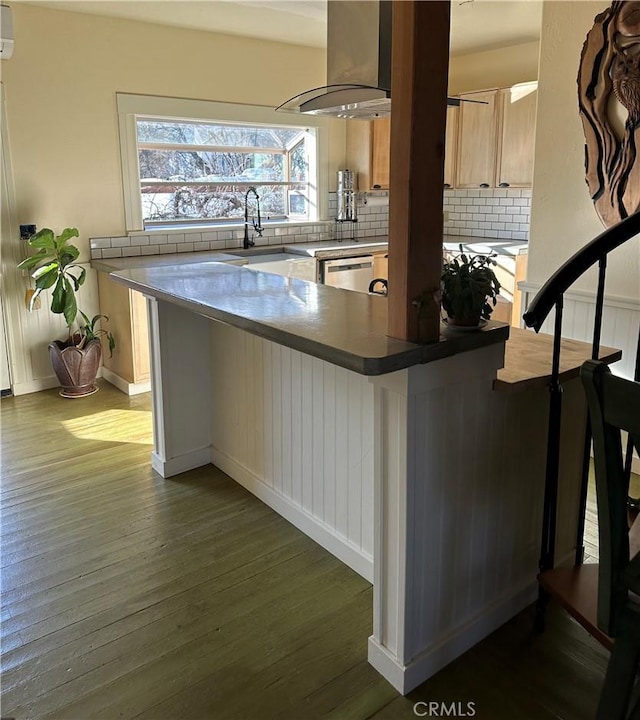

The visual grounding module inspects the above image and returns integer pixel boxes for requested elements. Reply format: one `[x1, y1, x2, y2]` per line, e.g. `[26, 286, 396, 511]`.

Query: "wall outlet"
[20, 224, 37, 240]
[443, 211, 450, 222]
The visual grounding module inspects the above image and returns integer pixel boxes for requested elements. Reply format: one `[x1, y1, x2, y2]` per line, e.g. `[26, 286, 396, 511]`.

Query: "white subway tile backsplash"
[443, 187, 530, 241]
[90, 237, 111, 249]
[92, 185, 524, 266]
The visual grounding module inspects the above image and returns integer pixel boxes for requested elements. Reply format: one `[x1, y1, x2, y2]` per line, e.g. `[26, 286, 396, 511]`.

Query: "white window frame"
[117, 93, 330, 232]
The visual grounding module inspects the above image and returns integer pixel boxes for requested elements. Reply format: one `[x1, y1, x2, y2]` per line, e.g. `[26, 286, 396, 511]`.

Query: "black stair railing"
[522, 211, 640, 630]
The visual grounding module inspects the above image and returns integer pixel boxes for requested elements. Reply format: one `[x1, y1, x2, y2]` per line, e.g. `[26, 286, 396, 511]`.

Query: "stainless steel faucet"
[243, 187, 263, 249]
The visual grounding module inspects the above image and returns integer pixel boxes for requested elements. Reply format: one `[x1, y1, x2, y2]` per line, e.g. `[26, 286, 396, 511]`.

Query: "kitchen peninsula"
[110, 258, 619, 694]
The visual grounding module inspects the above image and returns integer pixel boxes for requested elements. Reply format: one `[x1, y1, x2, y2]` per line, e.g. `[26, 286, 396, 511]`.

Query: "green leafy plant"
[440, 245, 501, 326]
[79, 312, 115, 357]
[18, 227, 115, 352]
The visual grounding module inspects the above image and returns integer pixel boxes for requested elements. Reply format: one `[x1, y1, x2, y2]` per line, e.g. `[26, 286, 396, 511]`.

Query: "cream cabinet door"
[455, 90, 499, 188]
[443, 105, 458, 189]
[370, 117, 391, 189]
[497, 83, 537, 188]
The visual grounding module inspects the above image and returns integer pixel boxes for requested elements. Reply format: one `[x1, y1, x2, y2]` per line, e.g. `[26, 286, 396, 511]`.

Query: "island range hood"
[276, 0, 461, 120]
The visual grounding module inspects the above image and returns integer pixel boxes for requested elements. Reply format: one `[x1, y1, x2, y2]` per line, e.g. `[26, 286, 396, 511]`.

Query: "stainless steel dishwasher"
[320, 255, 375, 293]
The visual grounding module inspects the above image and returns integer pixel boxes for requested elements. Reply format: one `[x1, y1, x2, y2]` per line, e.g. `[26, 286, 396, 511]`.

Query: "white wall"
[1, 3, 346, 391]
[528, 0, 639, 301]
[448, 40, 540, 95]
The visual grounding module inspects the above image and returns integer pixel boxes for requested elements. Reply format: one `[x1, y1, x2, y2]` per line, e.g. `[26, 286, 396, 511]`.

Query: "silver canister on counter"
[336, 170, 358, 222]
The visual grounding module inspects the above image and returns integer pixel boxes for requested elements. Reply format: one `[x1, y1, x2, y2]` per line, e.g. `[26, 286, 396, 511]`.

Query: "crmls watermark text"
[413, 701, 477, 717]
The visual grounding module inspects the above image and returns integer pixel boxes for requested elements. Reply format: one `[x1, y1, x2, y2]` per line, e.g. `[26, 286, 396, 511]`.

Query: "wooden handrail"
[523, 212, 640, 332]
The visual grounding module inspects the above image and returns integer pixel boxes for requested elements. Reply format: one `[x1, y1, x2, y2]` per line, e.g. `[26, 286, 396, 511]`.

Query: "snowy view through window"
[136, 118, 313, 226]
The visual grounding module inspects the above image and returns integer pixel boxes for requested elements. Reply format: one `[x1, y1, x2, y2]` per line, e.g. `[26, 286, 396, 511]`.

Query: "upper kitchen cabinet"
[367, 82, 537, 191]
[371, 117, 391, 189]
[455, 90, 500, 188]
[443, 105, 458, 189]
[496, 82, 538, 188]
[370, 108, 457, 190]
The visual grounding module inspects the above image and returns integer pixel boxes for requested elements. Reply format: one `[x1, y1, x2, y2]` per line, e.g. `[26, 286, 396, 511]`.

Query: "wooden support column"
[387, 1, 450, 343]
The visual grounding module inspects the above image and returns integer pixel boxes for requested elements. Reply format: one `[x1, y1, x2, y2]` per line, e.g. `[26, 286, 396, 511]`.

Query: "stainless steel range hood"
[276, 0, 461, 120]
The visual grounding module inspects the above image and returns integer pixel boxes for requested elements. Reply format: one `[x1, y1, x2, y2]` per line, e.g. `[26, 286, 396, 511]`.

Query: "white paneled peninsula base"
[111, 262, 547, 694]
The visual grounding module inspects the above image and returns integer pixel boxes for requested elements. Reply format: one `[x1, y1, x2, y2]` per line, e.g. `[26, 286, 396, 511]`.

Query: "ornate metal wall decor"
[578, 1, 640, 227]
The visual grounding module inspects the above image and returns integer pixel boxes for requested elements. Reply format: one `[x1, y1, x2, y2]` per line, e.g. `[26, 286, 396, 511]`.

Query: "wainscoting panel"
[210, 322, 375, 578]
[519, 283, 639, 381]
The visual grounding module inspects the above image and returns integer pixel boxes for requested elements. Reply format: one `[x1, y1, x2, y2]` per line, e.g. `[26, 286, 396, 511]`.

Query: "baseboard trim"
[102, 367, 151, 396]
[368, 580, 537, 694]
[211, 447, 374, 583]
[151, 447, 211, 478]
[11, 376, 60, 396]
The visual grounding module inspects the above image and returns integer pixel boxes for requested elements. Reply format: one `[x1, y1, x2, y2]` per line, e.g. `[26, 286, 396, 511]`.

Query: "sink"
[224, 246, 286, 258]
[243, 252, 301, 264]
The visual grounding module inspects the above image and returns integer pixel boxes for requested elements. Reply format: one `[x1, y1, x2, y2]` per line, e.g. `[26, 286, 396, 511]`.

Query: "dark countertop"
[110, 261, 509, 376]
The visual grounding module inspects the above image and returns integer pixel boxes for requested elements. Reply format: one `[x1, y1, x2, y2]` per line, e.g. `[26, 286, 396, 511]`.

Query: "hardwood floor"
[1, 381, 610, 719]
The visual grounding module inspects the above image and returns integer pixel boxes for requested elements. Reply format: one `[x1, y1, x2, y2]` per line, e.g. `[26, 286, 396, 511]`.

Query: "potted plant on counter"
[18, 227, 115, 397]
[440, 245, 501, 328]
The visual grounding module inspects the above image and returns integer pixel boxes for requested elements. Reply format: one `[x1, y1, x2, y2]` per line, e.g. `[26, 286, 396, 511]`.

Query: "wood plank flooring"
[1, 381, 610, 719]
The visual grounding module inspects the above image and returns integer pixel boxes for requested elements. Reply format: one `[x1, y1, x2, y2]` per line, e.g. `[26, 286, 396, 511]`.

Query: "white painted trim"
[117, 109, 143, 231]
[368, 581, 537, 694]
[116, 93, 332, 231]
[519, 281, 640, 312]
[11, 375, 60, 396]
[0, 82, 30, 393]
[151, 447, 212, 479]
[211, 446, 374, 583]
[101, 366, 150, 396]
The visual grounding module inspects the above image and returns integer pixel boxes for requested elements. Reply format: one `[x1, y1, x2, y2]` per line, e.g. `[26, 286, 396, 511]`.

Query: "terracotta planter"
[48, 337, 102, 398]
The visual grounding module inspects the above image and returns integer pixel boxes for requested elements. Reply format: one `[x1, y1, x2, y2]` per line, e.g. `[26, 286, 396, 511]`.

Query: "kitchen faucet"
[243, 187, 263, 249]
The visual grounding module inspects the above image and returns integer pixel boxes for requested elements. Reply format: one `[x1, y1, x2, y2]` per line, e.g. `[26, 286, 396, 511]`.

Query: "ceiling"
[21, 0, 543, 55]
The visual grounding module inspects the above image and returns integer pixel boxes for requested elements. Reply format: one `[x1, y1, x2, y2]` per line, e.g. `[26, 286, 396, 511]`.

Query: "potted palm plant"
[440, 245, 501, 327]
[18, 227, 115, 397]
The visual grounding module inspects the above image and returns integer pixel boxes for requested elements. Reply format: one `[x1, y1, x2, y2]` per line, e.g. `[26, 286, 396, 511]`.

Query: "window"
[137, 119, 313, 226]
[117, 94, 330, 232]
